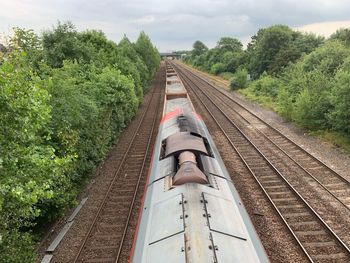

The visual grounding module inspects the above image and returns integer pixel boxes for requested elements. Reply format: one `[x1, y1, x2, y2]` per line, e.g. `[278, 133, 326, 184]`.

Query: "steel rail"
[177, 62, 350, 187]
[174, 63, 350, 262]
[73, 84, 161, 263]
[175, 64, 350, 211]
[114, 81, 163, 263]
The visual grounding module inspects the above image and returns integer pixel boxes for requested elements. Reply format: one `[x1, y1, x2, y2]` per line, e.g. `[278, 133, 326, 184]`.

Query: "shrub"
[218, 72, 234, 80]
[230, 68, 248, 90]
[0, 23, 160, 261]
[210, 62, 226, 75]
[249, 72, 281, 98]
[0, 53, 72, 261]
[328, 59, 350, 136]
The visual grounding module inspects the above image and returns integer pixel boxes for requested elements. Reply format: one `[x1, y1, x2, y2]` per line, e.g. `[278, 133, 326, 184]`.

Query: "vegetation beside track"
[0, 22, 160, 262]
[183, 25, 350, 152]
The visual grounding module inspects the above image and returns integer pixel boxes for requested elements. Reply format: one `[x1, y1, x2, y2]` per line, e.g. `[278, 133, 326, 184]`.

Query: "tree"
[0, 22, 161, 261]
[10, 27, 41, 53]
[230, 68, 248, 90]
[42, 21, 90, 67]
[247, 25, 294, 78]
[134, 31, 160, 81]
[0, 52, 71, 261]
[216, 37, 243, 53]
[328, 58, 350, 135]
[192, 40, 208, 57]
[118, 36, 149, 97]
[301, 40, 350, 76]
[330, 28, 350, 46]
[247, 25, 323, 78]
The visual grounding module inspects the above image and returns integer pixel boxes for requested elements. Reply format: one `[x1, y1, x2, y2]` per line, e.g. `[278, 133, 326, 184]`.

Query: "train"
[129, 62, 270, 262]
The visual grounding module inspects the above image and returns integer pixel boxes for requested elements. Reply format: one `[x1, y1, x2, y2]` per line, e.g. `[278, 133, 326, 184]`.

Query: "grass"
[181, 63, 350, 154]
[218, 72, 234, 80]
[238, 86, 350, 153]
[309, 130, 350, 153]
[237, 86, 279, 111]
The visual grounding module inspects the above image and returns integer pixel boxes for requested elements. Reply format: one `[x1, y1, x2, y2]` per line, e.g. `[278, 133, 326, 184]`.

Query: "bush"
[0, 53, 72, 261]
[230, 68, 248, 90]
[210, 62, 226, 75]
[328, 58, 350, 136]
[249, 72, 281, 98]
[219, 72, 234, 80]
[0, 22, 160, 261]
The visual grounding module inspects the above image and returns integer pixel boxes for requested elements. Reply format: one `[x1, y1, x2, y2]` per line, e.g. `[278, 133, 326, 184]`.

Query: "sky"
[1, 0, 350, 52]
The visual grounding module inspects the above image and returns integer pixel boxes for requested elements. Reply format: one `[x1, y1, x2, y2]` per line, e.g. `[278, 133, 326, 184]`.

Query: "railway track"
[71, 66, 165, 263]
[174, 64, 350, 239]
[178, 63, 350, 210]
[172, 62, 350, 262]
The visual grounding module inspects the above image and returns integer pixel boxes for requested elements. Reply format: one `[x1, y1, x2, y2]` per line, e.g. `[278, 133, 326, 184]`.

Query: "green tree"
[230, 68, 248, 90]
[192, 40, 208, 57]
[0, 21, 161, 262]
[9, 27, 41, 54]
[118, 36, 148, 97]
[216, 37, 243, 53]
[134, 31, 160, 81]
[250, 72, 281, 98]
[247, 25, 294, 78]
[330, 28, 350, 46]
[247, 25, 323, 78]
[301, 40, 350, 75]
[328, 58, 350, 135]
[0, 52, 71, 261]
[42, 21, 90, 67]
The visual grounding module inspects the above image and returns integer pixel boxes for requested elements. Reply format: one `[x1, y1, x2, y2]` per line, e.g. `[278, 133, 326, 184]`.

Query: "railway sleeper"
[311, 252, 349, 261]
[84, 257, 116, 263]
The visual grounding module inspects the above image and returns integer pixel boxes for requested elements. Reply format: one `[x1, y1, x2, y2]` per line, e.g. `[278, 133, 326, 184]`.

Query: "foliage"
[210, 62, 226, 75]
[42, 22, 89, 68]
[216, 37, 243, 52]
[0, 53, 72, 260]
[246, 25, 324, 78]
[330, 28, 350, 46]
[249, 72, 281, 98]
[192, 40, 208, 57]
[0, 22, 160, 262]
[328, 57, 350, 134]
[185, 37, 244, 75]
[183, 25, 350, 148]
[218, 72, 234, 80]
[134, 31, 161, 83]
[230, 68, 248, 90]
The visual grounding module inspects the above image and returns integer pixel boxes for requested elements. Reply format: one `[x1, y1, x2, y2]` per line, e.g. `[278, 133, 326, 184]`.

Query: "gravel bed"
[178, 63, 350, 260]
[179, 61, 350, 182]
[228, 91, 350, 181]
[182, 77, 308, 262]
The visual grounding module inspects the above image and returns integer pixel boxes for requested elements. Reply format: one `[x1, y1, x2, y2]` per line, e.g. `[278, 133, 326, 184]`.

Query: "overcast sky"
[1, 0, 350, 52]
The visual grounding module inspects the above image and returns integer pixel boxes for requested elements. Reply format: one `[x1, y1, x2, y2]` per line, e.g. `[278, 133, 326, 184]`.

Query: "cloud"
[0, 0, 350, 51]
[132, 15, 156, 25]
[296, 20, 350, 37]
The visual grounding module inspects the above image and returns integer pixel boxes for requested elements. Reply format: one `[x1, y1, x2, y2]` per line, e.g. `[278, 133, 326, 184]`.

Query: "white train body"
[130, 63, 270, 263]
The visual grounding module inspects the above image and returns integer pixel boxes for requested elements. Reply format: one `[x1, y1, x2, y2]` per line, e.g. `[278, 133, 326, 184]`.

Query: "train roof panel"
[165, 98, 190, 113]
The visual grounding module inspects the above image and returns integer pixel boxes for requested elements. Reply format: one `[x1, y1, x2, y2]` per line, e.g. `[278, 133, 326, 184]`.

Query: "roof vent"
[173, 151, 208, 185]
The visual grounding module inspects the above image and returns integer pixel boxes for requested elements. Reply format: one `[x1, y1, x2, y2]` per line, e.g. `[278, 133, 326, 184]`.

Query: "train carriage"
[130, 62, 269, 263]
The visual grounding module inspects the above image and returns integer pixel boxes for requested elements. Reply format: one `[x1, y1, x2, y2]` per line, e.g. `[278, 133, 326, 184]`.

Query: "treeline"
[0, 22, 160, 262]
[184, 25, 350, 147]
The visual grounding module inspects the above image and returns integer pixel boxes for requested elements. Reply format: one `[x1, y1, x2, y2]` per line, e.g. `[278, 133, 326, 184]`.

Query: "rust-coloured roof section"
[165, 132, 208, 157]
